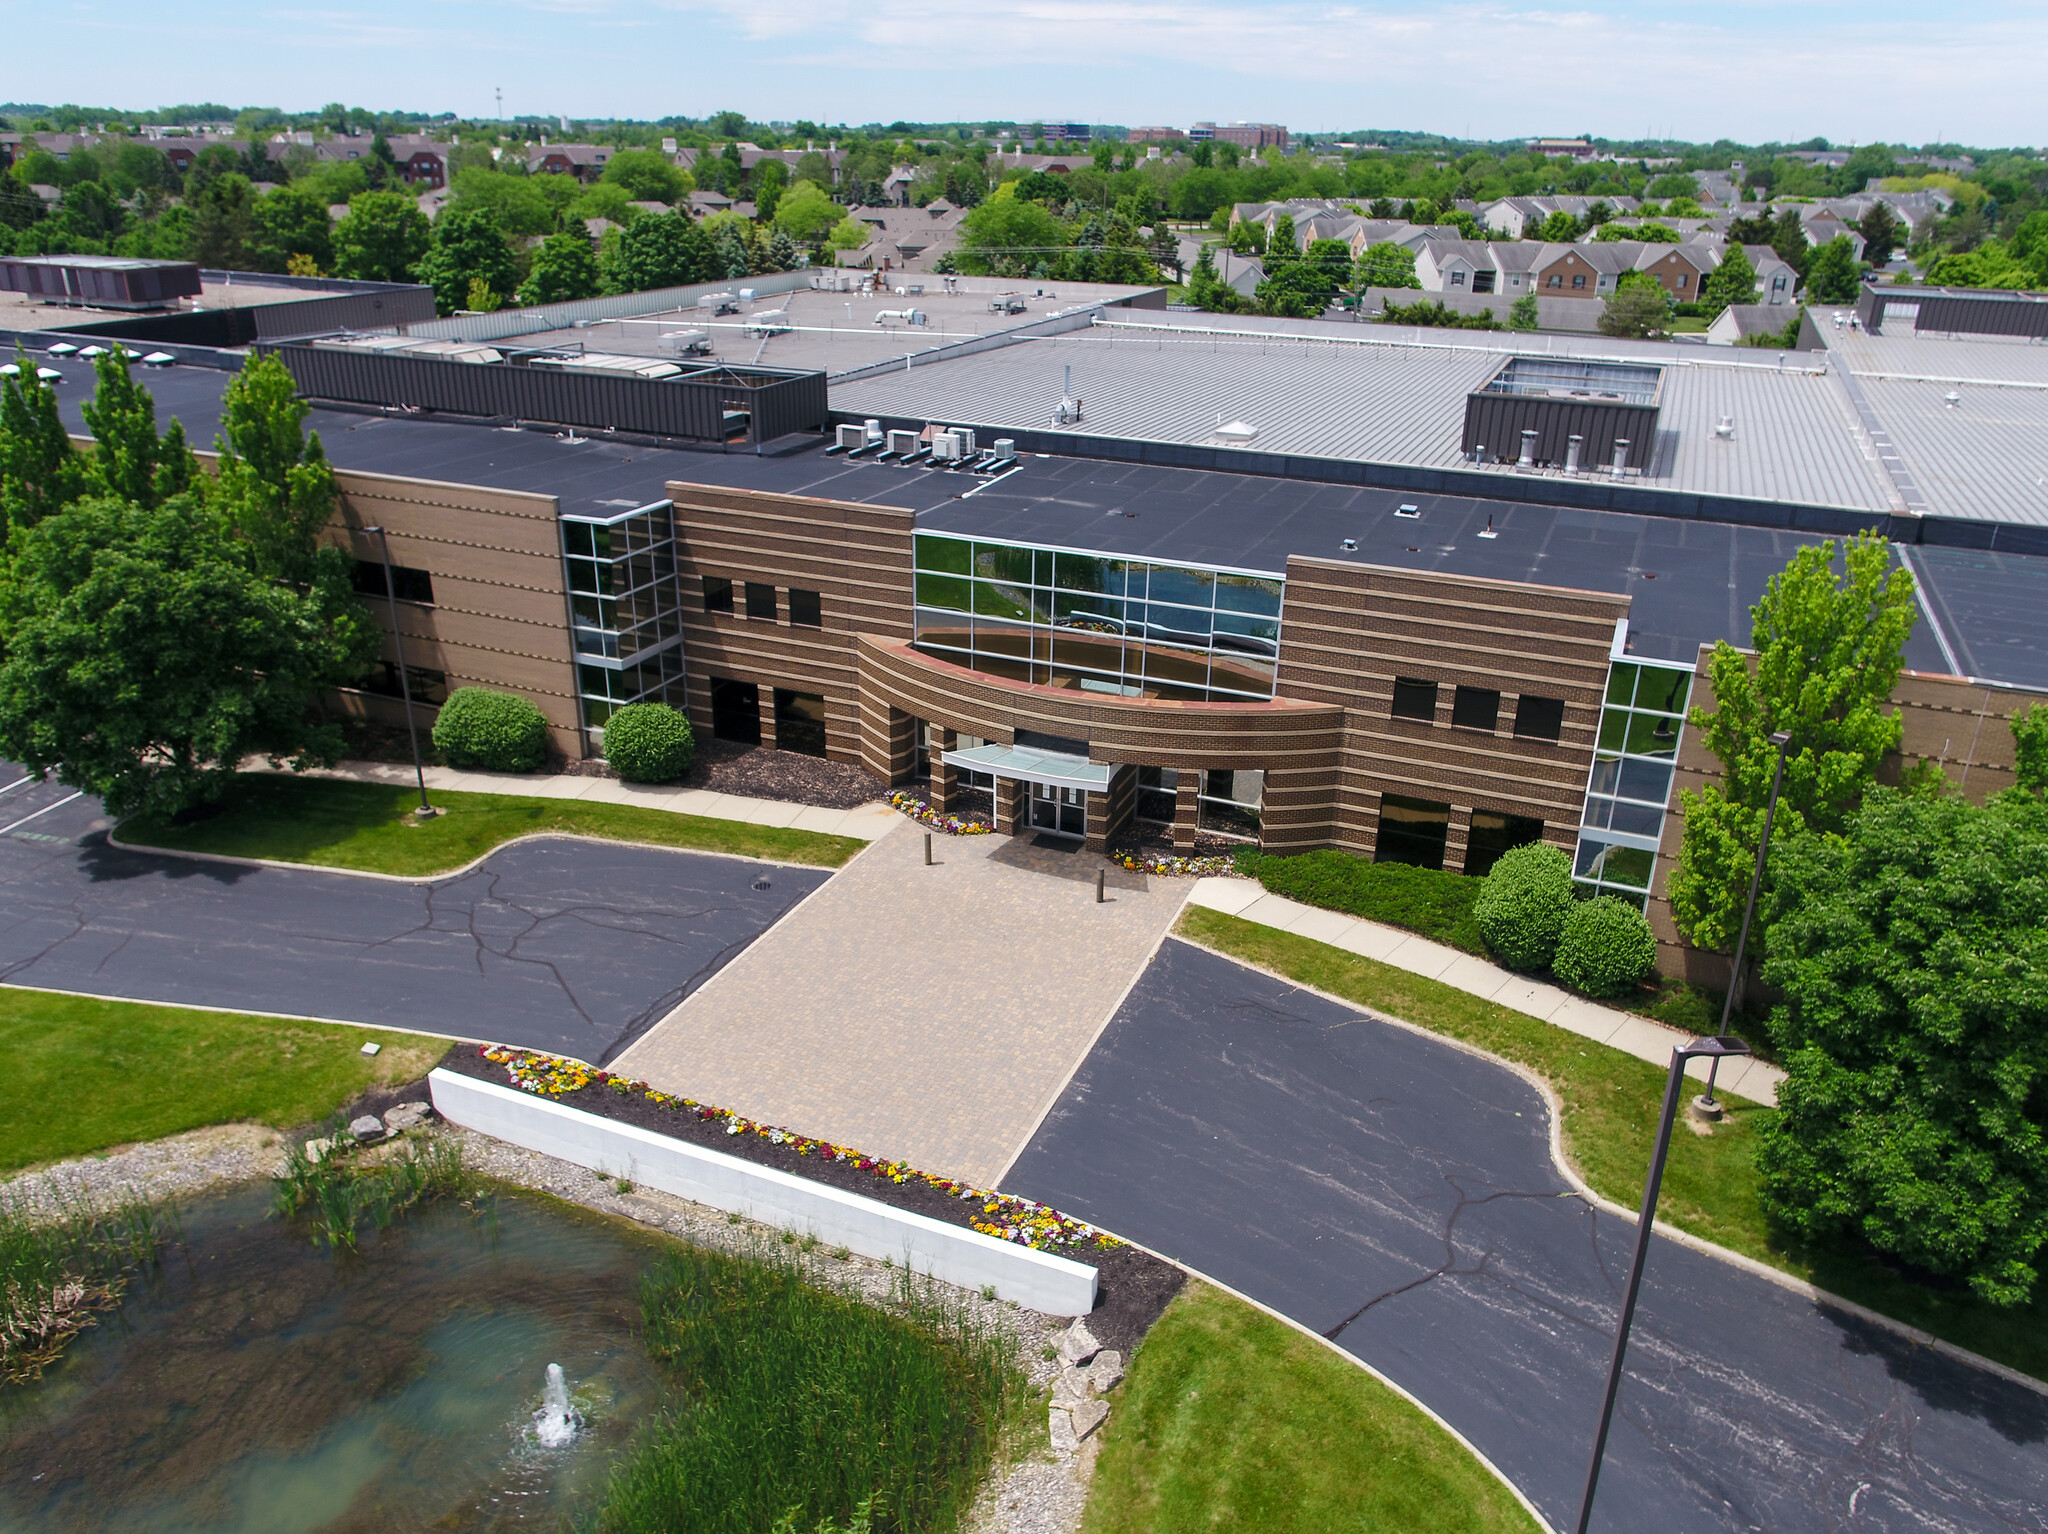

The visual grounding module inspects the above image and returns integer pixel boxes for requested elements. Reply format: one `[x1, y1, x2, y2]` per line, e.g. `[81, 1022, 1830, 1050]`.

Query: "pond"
[0, 1185, 664, 1532]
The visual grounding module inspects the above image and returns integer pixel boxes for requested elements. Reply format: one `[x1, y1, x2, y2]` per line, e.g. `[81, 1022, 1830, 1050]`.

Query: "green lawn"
[1082, 1281, 1538, 1534]
[117, 774, 867, 877]
[0, 986, 447, 1175]
[1178, 908, 2048, 1384]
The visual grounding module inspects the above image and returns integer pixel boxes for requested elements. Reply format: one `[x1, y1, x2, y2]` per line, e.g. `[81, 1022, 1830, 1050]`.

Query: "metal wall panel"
[1461, 393, 1659, 470]
[266, 343, 827, 448]
[1860, 285, 2048, 339]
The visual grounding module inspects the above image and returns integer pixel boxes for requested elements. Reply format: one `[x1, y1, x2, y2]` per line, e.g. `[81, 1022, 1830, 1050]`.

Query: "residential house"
[383, 135, 450, 189]
[160, 138, 250, 174]
[1744, 245, 1800, 306]
[1416, 239, 1501, 295]
[1531, 243, 1633, 297]
[1480, 195, 1641, 238]
[1706, 304, 1796, 346]
[687, 190, 735, 219]
[527, 143, 611, 182]
[843, 199, 970, 272]
[1630, 242, 1713, 300]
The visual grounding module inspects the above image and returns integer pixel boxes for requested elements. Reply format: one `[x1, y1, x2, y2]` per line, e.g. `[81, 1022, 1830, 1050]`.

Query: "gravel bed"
[1, 1124, 288, 1216]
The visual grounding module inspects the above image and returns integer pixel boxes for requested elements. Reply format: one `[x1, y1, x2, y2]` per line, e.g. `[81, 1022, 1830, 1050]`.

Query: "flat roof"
[1, 279, 355, 331]
[499, 277, 1162, 380]
[832, 313, 1901, 519]
[55, 359, 2048, 690]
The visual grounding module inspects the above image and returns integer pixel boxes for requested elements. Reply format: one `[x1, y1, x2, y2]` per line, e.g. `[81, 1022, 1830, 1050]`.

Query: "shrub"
[602, 702, 696, 782]
[1234, 848, 1485, 953]
[1552, 896, 1658, 997]
[430, 686, 551, 773]
[1472, 842, 1575, 970]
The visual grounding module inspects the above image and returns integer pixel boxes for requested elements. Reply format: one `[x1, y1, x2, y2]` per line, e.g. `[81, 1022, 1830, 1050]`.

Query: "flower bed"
[889, 791, 991, 836]
[1109, 849, 1240, 879]
[481, 1046, 1112, 1253]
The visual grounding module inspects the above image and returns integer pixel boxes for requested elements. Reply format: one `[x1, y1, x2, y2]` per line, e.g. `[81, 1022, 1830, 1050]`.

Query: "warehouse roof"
[75, 361, 2037, 684]
[832, 312, 1903, 520]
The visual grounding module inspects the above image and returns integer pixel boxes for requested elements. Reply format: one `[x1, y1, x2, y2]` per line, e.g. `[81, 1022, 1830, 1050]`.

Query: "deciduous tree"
[518, 223, 602, 305]
[0, 354, 90, 535]
[332, 191, 430, 283]
[78, 348, 198, 508]
[414, 207, 519, 315]
[1668, 532, 1916, 957]
[1756, 786, 2048, 1306]
[1804, 235, 1862, 304]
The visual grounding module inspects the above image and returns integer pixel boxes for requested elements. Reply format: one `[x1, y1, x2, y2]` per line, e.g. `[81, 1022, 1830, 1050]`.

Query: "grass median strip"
[116, 774, 867, 877]
[0, 987, 444, 1176]
[1177, 906, 2048, 1385]
[1082, 1280, 1539, 1534]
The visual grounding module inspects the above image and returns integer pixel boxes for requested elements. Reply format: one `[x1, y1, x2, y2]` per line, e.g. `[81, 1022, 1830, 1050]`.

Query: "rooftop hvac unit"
[992, 438, 1016, 462]
[659, 329, 712, 357]
[746, 309, 791, 335]
[696, 291, 740, 314]
[864, 418, 884, 445]
[954, 428, 976, 455]
[1053, 396, 1083, 425]
[885, 428, 920, 456]
[833, 423, 865, 451]
[931, 432, 963, 462]
[874, 309, 927, 326]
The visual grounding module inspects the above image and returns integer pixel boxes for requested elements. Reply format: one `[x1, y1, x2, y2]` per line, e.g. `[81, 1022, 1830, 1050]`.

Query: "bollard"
[924, 832, 932, 866]
[1096, 868, 1105, 904]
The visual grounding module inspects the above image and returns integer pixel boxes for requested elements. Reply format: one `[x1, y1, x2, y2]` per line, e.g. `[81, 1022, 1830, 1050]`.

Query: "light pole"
[1705, 728, 1792, 1109]
[1574, 1032, 1753, 1534]
[361, 526, 435, 818]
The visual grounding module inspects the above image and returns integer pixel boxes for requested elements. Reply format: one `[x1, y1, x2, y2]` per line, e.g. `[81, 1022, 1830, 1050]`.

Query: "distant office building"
[1029, 123, 1092, 143]
[1190, 122, 1289, 152]
[1528, 137, 1597, 159]
[1127, 127, 1183, 144]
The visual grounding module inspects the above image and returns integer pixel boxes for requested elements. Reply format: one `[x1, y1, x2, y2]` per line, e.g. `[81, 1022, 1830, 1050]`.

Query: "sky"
[5, 0, 2038, 146]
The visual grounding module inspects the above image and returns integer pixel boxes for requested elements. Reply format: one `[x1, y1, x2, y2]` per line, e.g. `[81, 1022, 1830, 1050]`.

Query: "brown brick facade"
[326, 467, 583, 759]
[1275, 556, 1624, 866]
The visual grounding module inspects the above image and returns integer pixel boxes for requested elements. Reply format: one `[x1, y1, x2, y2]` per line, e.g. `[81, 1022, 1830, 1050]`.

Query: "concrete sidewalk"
[1186, 877, 1786, 1107]
[268, 759, 902, 843]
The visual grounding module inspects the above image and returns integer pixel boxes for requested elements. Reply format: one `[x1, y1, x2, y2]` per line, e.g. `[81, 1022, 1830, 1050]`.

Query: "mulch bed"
[437, 1046, 1183, 1353]
[1109, 824, 1247, 860]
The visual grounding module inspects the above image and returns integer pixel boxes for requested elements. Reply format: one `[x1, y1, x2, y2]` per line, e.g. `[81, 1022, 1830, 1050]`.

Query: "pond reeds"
[0, 1189, 174, 1384]
[594, 1243, 1021, 1534]
[272, 1128, 485, 1249]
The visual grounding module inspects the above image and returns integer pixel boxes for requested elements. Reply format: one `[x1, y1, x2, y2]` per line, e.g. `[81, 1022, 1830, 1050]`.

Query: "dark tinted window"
[1464, 811, 1543, 877]
[1375, 794, 1450, 870]
[788, 588, 822, 628]
[708, 675, 759, 743]
[1452, 686, 1500, 731]
[1391, 677, 1438, 721]
[745, 582, 777, 621]
[1514, 694, 1565, 742]
[774, 689, 828, 757]
[352, 561, 434, 604]
[703, 575, 734, 613]
[354, 661, 448, 705]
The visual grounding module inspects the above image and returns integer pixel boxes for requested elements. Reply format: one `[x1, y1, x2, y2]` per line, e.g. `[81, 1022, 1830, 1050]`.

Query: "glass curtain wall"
[1574, 660, 1692, 907]
[561, 502, 687, 740]
[912, 534, 1284, 702]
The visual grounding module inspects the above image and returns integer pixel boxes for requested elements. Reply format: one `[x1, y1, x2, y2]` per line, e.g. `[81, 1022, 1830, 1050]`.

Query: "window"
[773, 689, 828, 757]
[1136, 766, 1178, 824]
[1465, 812, 1543, 878]
[1514, 694, 1565, 742]
[563, 504, 685, 733]
[745, 582, 777, 621]
[910, 534, 1283, 703]
[1450, 269, 1466, 286]
[1574, 660, 1693, 905]
[1198, 769, 1263, 840]
[1677, 273, 1689, 289]
[708, 676, 760, 744]
[1571, 274, 1586, 289]
[1547, 274, 1562, 288]
[1473, 270, 1495, 294]
[703, 575, 734, 613]
[1375, 794, 1450, 870]
[352, 561, 434, 604]
[1451, 686, 1500, 732]
[1391, 677, 1438, 721]
[788, 588, 822, 628]
[352, 661, 448, 706]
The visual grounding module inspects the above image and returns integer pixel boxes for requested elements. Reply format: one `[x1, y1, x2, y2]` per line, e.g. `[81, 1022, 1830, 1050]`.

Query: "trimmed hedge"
[603, 702, 696, 783]
[1234, 849, 1485, 953]
[1553, 897, 1658, 998]
[1473, 842, 1574, 971]
[431, 687, 551, 773]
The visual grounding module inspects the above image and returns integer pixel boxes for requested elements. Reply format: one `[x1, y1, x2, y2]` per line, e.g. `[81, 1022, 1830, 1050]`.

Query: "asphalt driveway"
[0, 773, 827, 1061]
[1004, 937, 2048, 1534]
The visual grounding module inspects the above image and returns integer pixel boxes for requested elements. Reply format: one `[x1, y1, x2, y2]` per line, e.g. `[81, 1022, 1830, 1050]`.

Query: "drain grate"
[752, 877, 772, 891]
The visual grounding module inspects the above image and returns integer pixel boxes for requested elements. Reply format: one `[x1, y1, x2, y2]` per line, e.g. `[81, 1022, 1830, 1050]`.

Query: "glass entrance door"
[1029, 783, 1088, 837]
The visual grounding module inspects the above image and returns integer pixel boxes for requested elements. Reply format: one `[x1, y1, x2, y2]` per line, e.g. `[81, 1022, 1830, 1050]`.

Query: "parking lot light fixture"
[1574, 1032, 1752, 1534]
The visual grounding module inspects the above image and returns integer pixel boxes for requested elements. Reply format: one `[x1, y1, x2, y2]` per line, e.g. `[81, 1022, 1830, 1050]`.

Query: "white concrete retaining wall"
[429, 1069, 1099, 1316]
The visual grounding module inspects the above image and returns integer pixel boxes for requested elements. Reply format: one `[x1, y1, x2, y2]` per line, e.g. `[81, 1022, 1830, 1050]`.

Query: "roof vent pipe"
[1474, 443, 1487, 465]
[1517, 429, 1537, 469]
[1610, 438, 1629, 476]
[1566, 434, 1583, 475]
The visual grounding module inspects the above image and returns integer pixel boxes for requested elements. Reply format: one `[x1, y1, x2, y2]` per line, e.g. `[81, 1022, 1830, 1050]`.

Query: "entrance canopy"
[944, 743, 1111, 794]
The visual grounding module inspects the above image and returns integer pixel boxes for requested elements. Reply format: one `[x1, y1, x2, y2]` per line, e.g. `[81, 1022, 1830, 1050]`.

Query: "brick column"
[994, 776, 1025, 835]
[1084, 766, 1136, 853]
[757, 686, 778, 750]
[1172, 771, 1201, 851]
[1444, 804, 1473, 875]
[883, 707, 919, 786]
[927, 727, 958, 813]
